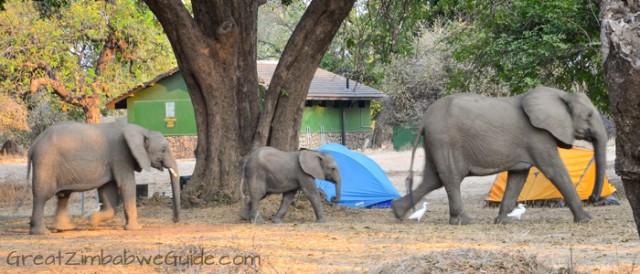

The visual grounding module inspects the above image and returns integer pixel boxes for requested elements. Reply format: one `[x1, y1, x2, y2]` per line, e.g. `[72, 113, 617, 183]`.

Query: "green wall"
[127, 73, 196, 135]
[393, 124, 421, 150]
[301, 103, 372, 133]
[126, 72, 374, 136]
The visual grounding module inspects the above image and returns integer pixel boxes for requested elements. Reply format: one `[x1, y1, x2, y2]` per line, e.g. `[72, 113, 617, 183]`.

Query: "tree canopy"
[322, 0, 429, 87]
[439, 0, 607, 111]
[0, 0, 175, 125]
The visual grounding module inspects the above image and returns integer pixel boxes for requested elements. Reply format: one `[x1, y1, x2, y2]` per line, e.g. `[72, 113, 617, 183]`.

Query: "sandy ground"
[0, 140, 638, 273]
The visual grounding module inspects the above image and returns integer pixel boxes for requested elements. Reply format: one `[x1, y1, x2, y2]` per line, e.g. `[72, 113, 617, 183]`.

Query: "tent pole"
[575, 157, 595, 188]
[341, 103, 346, 146]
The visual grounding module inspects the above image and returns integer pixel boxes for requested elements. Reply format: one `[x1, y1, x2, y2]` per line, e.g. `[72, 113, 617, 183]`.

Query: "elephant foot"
[271, 216, 284, 224]
[125, 223, 142, 230]
[449, 213, 472, 225]
[89, 210, 116, 227]
[316, 217, 327, 223]
[391, 199, 409, 220]
[239, 211, 250, 221]
[53, 220, 76, 231]
[494, 216, 515, 225]
[250, 214, 265, 224]
[573, 212, 593, 223]
[29, 225, 50, 235]
[89, 217, 101, 228]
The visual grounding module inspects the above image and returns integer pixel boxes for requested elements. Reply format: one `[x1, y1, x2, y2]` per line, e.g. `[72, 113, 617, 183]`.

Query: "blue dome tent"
[315, 143, 401, 208]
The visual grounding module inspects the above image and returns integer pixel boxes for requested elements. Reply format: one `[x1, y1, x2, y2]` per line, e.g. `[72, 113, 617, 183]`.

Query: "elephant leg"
[534, 153, 591, 223]
[247, 187, 266, 224]
[117, 177, 141, 230]
[53, 191, 75, 231]
[494, 170, 529, 224]
[301, 184, 326, 223]
[249, 197, 265, 224]
[272, 190, 297, 223]
[29, 190, 53, 235]
[239, 200, 251, 221]
[441, 174, 471, 225]
[392, 159, 443, 220]
[90, 182, 119, 228]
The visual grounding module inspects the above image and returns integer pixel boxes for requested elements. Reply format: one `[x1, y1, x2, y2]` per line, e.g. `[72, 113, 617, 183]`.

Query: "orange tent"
[486, 148, 616, 203]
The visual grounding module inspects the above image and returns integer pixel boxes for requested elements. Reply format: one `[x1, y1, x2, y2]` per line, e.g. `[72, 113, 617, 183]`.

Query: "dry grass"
[0, 154, 26, 164]
[1, 142, 638, 273]
[368, 249, 556, 274]
[0, 180, 31, 215]
[1, 191, 638, 273]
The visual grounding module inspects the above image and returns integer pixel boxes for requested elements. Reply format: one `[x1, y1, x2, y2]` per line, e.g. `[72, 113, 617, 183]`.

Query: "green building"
[107, 61, 386, 158]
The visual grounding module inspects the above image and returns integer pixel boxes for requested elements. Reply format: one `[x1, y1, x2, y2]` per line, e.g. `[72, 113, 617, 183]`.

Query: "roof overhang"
[106, 62, 386, 110]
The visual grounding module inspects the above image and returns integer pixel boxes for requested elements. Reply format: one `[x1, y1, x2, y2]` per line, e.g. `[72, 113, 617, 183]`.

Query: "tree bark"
[600, 0, 640, 238]
[144, 0, 248, 205]
[145, 0, 355, 206]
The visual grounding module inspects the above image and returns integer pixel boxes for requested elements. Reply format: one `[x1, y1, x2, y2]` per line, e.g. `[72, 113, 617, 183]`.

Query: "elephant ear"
[522, 87, 575, 146]
[299, 150, 325, 180]
[123, 125, 151, 172]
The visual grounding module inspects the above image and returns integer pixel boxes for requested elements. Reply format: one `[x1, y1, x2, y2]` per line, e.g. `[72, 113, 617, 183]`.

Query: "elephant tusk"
[168, 168, 178, 178]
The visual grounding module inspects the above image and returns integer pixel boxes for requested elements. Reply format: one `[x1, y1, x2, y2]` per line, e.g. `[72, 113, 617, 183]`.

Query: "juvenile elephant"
[393, 86, 607, 225]
[27, 121, 180, 235]
[239, 147, 341, 224]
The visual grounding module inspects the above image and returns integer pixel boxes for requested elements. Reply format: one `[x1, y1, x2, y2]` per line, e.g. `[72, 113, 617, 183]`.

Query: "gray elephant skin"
[27, 121, 181, 235]
[239, 147, 341, 224]
[393, 86, 607, 225]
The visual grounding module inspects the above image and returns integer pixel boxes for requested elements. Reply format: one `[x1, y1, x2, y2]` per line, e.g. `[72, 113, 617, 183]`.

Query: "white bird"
[84, 202, 102, 217]
[507, 203, 526, 220]
[408, 201, 428, 221]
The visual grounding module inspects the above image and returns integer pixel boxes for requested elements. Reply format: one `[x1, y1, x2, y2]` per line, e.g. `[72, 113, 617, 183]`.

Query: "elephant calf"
[239, 147, 341, 224]
[27, 121, 181, 235]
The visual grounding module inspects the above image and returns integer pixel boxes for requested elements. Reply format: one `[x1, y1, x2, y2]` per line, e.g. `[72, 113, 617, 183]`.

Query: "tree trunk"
[80, 96, 102, 124]
[144, 1, 250, 206]
[144, 0, 355, 206]
[600, 0, 640, 238]
[253, 0, 357, 151]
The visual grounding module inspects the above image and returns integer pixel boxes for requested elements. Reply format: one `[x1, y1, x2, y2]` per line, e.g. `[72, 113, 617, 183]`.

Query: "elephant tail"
[26, 150, 32, 181]
[239, 160, 247, 203]
[406, 124, 425, 207]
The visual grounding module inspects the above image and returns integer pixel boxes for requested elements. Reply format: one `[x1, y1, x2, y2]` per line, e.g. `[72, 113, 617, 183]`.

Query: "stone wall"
[166, 136, 197, 159]
[167, 132, 372, 159]
[299, 131, 372, 150]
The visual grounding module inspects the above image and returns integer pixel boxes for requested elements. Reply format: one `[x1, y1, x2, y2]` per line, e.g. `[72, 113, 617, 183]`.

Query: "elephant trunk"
[164, 153, 180, 223]
[589, 127, 608, 203]
[330, 175, 341, 203]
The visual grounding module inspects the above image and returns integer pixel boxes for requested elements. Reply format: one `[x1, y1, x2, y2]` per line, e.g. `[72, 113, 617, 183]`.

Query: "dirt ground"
[0, 141, 639, 273]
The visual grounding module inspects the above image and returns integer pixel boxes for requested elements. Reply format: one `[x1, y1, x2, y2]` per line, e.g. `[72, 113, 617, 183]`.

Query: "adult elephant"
[27, 121, 180, 235]
[239, 147, 341, 224]
[393, 86, 607, 225]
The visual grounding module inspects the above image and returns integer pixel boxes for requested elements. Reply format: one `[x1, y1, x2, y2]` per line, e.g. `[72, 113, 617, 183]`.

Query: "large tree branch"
[252, 0, 356, 149]
[26, 62, 85, 108]
[145, 0, 236, 69]
[96, 32, 136, 76]
[29, 77, 84, 108]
